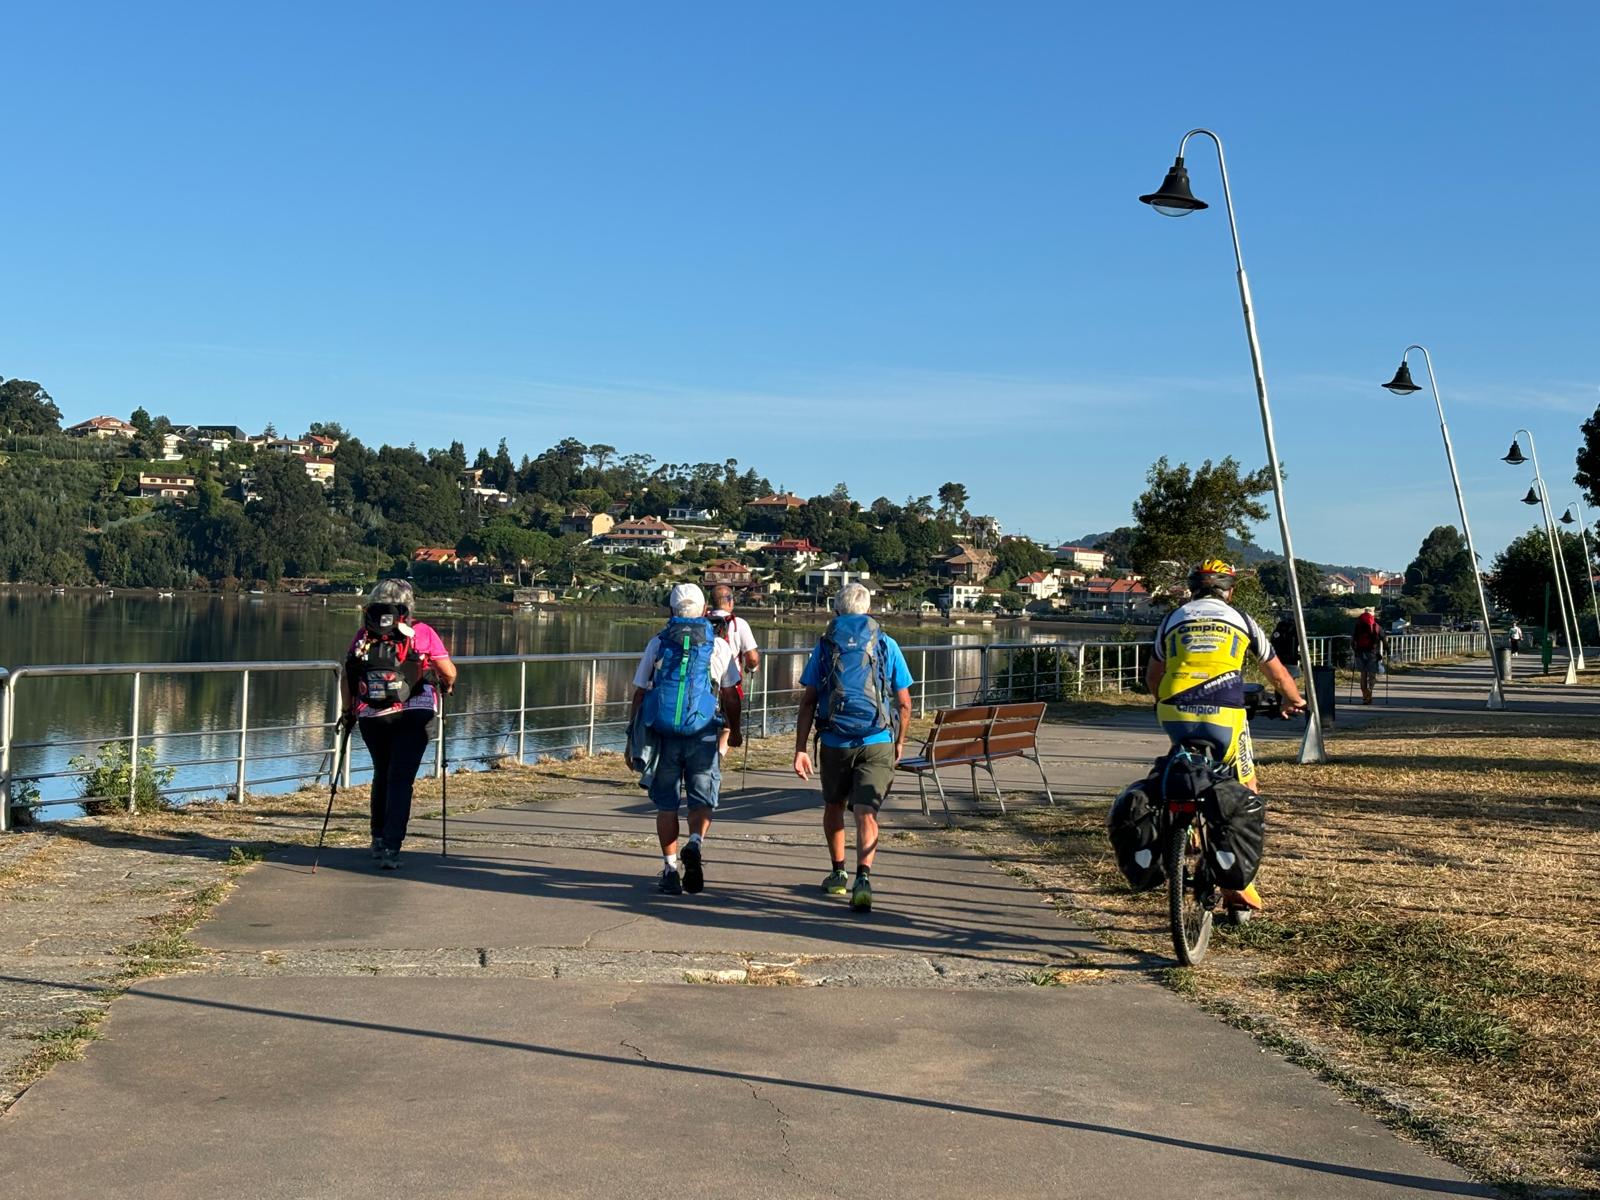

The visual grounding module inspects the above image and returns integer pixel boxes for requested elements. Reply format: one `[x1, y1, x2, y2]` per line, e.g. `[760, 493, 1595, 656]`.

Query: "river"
[0, 591, 1140, 818]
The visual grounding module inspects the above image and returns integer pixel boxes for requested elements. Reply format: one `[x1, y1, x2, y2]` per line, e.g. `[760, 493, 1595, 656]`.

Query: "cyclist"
[1144, 560, 1306, 919]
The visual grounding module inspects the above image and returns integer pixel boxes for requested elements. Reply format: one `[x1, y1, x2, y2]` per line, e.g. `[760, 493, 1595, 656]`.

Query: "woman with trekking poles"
[338, 579, 456, 870]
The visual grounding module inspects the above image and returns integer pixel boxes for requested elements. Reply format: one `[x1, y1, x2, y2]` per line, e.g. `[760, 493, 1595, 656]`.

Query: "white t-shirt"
[633, 633, 742, 690]
[712, 612, 759, 659]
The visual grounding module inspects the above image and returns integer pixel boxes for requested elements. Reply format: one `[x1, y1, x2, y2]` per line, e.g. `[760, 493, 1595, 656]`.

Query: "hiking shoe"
[681, 841, 705, 894]
[658, 866, 683, 895]
[370, 837, 384, 863]
[850, 874, 872, 913]
[380, 848, 402, 871]
[820, 869, 849, 896]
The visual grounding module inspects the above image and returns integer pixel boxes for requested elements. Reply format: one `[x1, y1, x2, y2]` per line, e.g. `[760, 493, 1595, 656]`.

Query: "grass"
[993, 711, 1600, 1195]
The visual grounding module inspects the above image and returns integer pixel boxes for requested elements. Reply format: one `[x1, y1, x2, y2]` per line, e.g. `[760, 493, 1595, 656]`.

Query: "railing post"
[918, 650, 927, 717]
[1054, 648, 1062, 700]
[434, 698, 445, 779]
[236, 669, 250, 804]
[128, 671, 141, 812]
[978, 647, 990, 703]
[1076, 644, 1086, 695]
[760, 661, 770, 738]
[517, 661, 528, 765]
[586, 660, 597, 756]
[0, 677, 11, 834]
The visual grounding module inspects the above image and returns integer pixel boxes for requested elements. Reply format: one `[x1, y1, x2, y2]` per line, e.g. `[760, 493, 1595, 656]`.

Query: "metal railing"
[0, 631, 1491, 830]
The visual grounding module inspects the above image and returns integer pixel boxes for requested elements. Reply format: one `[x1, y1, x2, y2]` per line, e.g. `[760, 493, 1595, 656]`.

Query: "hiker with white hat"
[629, 583, 742, 895]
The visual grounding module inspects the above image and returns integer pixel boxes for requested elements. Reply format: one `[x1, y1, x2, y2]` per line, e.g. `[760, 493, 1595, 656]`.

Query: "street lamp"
[1379, 347, 1504, 708]
[1559, 500, 1600, 635]
[1504, 431, 1582, 683]
[1140, 129, 1325, 762]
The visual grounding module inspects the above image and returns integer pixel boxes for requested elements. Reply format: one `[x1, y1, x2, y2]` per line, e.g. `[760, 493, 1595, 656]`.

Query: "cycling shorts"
[1156, 701, 1256, 791]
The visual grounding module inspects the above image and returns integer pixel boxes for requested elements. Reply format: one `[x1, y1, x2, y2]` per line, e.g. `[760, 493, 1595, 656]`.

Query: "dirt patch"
[990, 711, 1600, 1196]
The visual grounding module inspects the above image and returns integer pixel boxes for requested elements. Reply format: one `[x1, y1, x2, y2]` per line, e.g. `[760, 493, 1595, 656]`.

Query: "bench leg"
[969, 763, 981, 800]
[984, 758, 1006, 815]
[915, 773, 929, 818]
[932, 771, 951, 827]
[1029, 751, 1056, 805]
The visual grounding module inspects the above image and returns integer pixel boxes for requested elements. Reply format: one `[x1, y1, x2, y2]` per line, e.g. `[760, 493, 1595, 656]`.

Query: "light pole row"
[1505, 435, 1585, 683]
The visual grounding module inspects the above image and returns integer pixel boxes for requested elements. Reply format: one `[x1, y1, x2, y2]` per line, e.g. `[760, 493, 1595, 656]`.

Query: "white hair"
[368, 578, 414, 610]
[834, 582, 871, 615]
[669, 582, 706, 618]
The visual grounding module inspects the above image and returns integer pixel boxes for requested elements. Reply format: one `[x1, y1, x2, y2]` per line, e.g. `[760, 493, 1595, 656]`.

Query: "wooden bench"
[893, 702, 1055, 825]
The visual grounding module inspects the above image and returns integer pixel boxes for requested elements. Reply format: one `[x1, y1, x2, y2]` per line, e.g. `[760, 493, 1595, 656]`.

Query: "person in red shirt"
[1352, 610, 1385, 705]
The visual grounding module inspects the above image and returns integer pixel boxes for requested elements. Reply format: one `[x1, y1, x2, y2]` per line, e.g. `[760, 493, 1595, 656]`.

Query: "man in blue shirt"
[793, 582, 914, 912]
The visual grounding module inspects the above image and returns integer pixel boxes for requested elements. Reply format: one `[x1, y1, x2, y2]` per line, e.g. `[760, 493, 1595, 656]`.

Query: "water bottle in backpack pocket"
[814, 614, 894, 741]
[642, 617, 723, 737]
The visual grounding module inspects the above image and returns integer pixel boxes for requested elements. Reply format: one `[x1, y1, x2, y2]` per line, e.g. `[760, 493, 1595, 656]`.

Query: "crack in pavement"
[571, 913, 646, 952]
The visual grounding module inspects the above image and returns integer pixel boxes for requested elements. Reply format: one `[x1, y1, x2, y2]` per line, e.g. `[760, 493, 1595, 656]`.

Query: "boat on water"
[248, 589, 266, 596]
[157, 590, 174, 598]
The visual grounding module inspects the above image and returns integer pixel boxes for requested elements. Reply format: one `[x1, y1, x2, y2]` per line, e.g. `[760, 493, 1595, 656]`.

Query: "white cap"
[668, 583, 706, 616]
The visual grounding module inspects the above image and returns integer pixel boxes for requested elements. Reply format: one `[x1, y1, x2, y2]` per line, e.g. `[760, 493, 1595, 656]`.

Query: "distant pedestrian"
[630, 584, 742, 895]
[1270, 614, 1301, 670]
[707, 583, 759, 752]
[340, 579, 456, 870]
[1352, 610, 1385, 705]
[792, 582, 914, 914]
[1508, 622, 1523, 655]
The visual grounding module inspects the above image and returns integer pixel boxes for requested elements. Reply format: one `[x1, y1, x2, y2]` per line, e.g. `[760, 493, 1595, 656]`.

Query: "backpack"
[641, 617, 722, 736]
[1202, 780, 1266, 890]
[1156, 745, 1216, 803]
[348, 632, 425, 716]
[1353, 616, 1380, 651]
[814, 614, 896, 741]
[1107, 780, 1166, 891]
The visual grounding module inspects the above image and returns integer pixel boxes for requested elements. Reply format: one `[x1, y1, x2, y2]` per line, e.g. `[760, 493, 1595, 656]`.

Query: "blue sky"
[5, 2, 1596, 570]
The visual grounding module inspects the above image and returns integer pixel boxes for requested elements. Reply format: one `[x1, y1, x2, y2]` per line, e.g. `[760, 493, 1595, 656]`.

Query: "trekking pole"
[312, 723, 352, 874]
[440, 696, 449, 859]
[740, 735, 750, 794]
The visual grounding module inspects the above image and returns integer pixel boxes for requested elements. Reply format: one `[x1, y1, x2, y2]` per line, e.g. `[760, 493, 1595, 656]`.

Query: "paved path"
[0, 668, 1549, 1198]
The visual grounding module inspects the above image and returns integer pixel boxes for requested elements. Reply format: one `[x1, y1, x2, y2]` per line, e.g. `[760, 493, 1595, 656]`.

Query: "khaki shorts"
[819, 741, 897, 812]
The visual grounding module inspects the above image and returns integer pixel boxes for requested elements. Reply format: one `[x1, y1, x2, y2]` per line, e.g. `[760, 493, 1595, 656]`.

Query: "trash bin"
[1497, 646, 1513, 682]
[1312, 664, 1336, 727]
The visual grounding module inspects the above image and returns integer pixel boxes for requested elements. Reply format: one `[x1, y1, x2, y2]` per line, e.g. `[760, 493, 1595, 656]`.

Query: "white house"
[800, 561, 871, 596]
[67, 416, 138, 440]
[1054, 545, 1108, 572]
[300, 456, 336, 488]
[138, 472, 196, 500]
[942, 583, 986, 611]
[667, 506, 717, 523]
[597, 517, 686, 556]
[1323, 573, 1357, 596]
[1014, 570, 1060, 601]
[469, 486, 514, 509]
[268, 437, 313, 456]
[159, 432, 185, 461]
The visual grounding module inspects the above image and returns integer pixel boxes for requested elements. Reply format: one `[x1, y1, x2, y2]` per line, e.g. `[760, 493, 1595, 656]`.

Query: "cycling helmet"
[1188, 558, 1238, 595]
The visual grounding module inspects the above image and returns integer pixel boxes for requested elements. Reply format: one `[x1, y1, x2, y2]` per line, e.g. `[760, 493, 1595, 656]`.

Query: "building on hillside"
[941, 583, 986, 611]
[1355, 574, 1387, 596]
[461, 467, 486, 487]
[560, 507, 615, 538]
[597, 516, 683, 556]
[736, 530, 780, 549]
[306, 433, 340, 455]
[801, 561, 871, 597]
[300, 456, 336, 488]
[1323, 573, 1357, 596]
[702, 559, 757, 589]
[1054, 545, 1108, 572]
[967, 515, 1002, 543]
[195, 424, 249, 443]
[605, 501, 631, 520]
[1014, 570, 1060, 601]
[1106, 578, 1151, 614]
[413, 546, 459, 568]
[667, 506, 717, 523]
[938, 544, 997, 581]
[159, 432, 185, 461]
[746, 493, 806, 517]
[469, 486, 513, 508]
[1380, 575, 1406, 600]
[463, 563, 517, 586]
[758, 538, 822, 567]
[67, 415, 138, 439]
[268, 437, 313, 456]
[137, 472, 196, 500]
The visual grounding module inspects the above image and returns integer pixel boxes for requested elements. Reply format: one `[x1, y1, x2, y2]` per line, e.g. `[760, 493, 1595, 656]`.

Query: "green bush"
[69, 742, 176, 815]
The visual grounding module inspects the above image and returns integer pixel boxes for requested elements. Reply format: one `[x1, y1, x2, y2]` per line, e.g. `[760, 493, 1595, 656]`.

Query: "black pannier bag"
[1203, 780, 1266, 890]
[1107, 780, 1166, 892]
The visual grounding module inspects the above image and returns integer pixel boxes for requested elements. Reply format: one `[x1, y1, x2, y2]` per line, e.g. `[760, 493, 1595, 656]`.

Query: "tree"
[1129, 456, 1273, 592]
[1488, 526, 1593, 628]
[587, 444, 617, 473]
[1401, 525, 1480, 618]
[1257, 558, 1322, 609]
[0, 378, 63, 435]
[1092, 526, 1136, 568]
[1577, 403, 1600, 510]
[308, 420, 350, 442]
[995, 539, 1052, 579]
[937, 482, 969, 519]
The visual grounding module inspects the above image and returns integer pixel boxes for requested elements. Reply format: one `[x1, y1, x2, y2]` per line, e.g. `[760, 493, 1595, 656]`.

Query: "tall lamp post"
[1504, 432, 1581, 684]
[1380, 348, 1504, 708]
[1139, 129, 1325, 762]
[1558, 499, 1600, 637]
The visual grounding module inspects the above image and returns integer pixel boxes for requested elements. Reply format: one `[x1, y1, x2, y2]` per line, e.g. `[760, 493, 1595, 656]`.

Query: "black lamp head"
[1502, 440, 1528, 466]
[1561, 508, 1576, 525]
[1381, 361, 1421, 395]
[1522, 486, 1542, 506]
[1139, 156, 1208, 217]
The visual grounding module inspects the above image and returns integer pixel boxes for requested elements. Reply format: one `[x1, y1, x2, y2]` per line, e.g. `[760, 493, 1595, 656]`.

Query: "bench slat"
[991, 702, 1047, 720]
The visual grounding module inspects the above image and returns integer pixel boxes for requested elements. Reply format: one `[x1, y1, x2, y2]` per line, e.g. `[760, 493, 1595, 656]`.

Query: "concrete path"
[0, 675, 1526, 1198]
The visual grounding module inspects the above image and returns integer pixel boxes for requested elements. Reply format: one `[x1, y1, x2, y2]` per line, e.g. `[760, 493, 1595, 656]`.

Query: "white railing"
[0, 631, 1491, 830]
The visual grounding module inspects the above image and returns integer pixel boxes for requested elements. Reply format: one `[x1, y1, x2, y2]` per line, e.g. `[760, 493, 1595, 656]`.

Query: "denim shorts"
[648, 729, 722, 812]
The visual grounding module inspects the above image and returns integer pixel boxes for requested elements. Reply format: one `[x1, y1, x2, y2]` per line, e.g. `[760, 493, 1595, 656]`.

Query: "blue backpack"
[815, 614, 896, 741]
[642, 617, 722, 736]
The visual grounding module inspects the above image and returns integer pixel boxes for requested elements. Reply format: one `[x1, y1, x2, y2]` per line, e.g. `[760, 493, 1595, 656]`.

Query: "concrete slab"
[0, 977, 1489, 1200]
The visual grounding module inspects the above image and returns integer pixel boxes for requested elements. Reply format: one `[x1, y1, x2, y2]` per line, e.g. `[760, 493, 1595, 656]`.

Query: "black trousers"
[359, 710, 435, 850]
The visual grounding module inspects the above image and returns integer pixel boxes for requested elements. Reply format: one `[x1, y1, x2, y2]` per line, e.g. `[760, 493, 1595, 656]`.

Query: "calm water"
[1, 592, 1122, 816]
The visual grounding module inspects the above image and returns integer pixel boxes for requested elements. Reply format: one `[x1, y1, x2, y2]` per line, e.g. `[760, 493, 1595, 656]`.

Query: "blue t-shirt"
[800, 631, 915, 748]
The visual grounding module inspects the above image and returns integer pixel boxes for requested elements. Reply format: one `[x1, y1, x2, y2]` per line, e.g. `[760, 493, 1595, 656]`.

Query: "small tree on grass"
[70, 742, 175, 815]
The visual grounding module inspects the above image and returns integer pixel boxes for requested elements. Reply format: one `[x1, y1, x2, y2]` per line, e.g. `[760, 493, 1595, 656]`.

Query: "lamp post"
[1558, 499, 1600, 638]
[1504, 433, 1581, 683]
[1380, 348, 1504, 708]
[1139, 129, 1325, 762]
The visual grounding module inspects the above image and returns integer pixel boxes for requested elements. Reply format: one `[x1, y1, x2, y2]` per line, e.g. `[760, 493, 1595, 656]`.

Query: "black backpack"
[1107, 781, 1166, 892]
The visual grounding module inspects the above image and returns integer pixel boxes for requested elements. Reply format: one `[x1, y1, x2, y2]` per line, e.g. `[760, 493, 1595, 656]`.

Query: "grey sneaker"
[380, 848, 402, 871]
[821, 869, 849, 895]
[658, 866, 683, 895]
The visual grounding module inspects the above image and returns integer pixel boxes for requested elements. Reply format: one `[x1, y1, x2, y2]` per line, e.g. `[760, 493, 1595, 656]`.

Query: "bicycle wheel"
[1166, 817, 1213, 965]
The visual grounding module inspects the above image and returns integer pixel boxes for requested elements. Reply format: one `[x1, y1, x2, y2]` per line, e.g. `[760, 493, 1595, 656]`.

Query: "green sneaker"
[821, 869, 849, 896]
[850, 874, 872, 913]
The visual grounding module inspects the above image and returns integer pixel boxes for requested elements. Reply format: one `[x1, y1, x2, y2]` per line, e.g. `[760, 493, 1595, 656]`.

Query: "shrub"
[69, 742, 176, 815]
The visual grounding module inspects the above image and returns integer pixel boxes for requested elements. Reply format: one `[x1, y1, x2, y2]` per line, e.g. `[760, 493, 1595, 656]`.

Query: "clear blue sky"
[5, 2, 1597, 571]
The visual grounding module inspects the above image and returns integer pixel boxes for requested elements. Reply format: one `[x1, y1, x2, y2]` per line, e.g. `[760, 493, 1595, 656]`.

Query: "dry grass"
[996, 712, 1600, 1196]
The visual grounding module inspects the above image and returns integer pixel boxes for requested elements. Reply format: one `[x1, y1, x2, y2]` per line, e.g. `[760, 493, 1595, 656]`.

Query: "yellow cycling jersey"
[1152, 597, 1275, 713]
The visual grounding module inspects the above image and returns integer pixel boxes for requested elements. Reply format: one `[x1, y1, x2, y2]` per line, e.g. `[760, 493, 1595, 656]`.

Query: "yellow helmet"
[1189, 559, 1237, 593]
